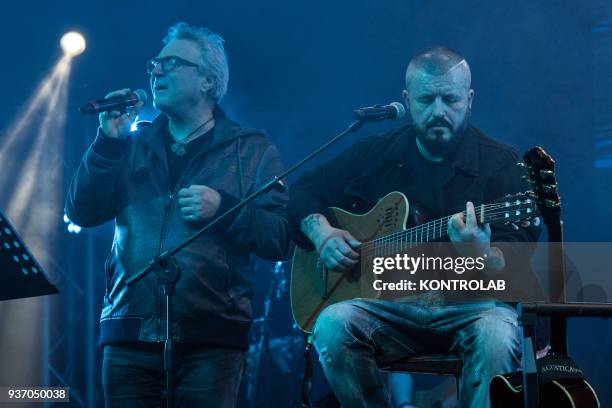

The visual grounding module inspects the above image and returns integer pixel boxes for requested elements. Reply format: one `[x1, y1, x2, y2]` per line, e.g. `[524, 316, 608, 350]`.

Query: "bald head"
[405, 47, 471, 92]
[401, 47, 474, 160]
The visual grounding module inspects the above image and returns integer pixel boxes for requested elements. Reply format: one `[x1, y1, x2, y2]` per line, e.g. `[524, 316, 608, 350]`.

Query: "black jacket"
[288, 123, 540, 260]
[66, 107, 292, 349]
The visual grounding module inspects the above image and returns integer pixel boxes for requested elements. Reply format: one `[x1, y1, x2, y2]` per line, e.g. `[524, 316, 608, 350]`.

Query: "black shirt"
[163, 126, 215, 191]
[403, 138, 454, 222]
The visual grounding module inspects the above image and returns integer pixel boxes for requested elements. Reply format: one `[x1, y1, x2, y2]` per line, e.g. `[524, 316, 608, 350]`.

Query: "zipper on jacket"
[155, 147, 216, 341]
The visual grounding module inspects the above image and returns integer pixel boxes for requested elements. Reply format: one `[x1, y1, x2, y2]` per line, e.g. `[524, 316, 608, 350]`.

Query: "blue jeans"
[102, 343, 246, 408]
[312, 297, 520, 408]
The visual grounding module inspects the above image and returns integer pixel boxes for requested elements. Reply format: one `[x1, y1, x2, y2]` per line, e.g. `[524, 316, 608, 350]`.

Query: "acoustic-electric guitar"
[290, 190, 537, 333]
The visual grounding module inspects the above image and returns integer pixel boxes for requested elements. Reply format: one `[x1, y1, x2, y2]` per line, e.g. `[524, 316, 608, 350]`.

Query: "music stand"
[0, 209, 59, 301]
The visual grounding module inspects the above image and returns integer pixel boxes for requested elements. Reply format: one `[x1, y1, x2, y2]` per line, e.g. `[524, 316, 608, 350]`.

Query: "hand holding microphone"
[81, 88, 147, 139]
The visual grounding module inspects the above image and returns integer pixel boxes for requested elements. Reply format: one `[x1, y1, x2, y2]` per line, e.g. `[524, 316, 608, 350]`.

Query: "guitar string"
[362, 217, 530, 258]
[373, 200, 532, 241]
[363, 203, 535, 249]
[360, 210, 535, 255]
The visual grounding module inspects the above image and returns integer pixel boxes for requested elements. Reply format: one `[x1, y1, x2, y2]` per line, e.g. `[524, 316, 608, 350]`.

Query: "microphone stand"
[126, 118, 364, 408]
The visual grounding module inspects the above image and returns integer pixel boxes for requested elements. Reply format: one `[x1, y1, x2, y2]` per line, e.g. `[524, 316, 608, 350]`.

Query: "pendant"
[171, 142, 186, 156]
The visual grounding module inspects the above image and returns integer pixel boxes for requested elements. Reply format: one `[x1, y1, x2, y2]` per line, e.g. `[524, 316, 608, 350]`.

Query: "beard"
[415, 115, 469, 158]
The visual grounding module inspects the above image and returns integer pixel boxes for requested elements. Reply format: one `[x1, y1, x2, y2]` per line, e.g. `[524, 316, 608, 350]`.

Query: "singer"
[65, 22, 292, 408]
[287, 47, 541, 407]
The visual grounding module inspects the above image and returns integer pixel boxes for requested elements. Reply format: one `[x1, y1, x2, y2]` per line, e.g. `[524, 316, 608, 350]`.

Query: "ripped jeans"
[312, 297, 520, 408]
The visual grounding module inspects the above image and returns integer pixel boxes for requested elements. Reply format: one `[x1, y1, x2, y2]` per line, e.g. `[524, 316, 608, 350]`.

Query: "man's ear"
[200, 76, 214, 95]
[402, 89, 410, 110]
[467, 89, 475, 111]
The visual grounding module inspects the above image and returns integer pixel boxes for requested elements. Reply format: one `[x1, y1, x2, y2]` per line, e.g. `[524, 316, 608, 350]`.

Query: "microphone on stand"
[353, 102, 406, 121]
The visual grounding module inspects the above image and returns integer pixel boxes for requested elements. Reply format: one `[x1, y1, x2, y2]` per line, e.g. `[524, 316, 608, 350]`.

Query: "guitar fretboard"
[361, 200, 532, 257]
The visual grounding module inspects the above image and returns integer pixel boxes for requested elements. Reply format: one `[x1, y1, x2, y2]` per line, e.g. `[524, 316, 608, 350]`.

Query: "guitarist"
[287, 47, 541, 407]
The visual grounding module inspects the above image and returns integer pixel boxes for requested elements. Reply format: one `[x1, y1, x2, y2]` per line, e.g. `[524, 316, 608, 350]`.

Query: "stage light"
[60, 32, 86, 57]
[0, 34, 78, 390]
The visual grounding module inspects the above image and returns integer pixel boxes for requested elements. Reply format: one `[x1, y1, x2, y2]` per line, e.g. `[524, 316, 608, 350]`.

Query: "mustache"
[426, 119, 452, 129]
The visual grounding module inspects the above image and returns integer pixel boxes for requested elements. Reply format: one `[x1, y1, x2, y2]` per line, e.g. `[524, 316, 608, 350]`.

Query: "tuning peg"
[539, 169, 554, 177]
[516, 162, 527, 168]
[545, 199, 560, 208]
[542, 184, 558, 193]
[522, 176, 535, 184]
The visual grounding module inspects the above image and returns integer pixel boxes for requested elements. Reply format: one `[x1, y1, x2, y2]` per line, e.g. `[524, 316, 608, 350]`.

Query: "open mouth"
[153, 84, 168, 91]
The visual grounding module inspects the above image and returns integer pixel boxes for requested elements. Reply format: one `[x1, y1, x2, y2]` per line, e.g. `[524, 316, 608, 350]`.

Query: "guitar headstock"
[522, 146, 561, 237]
[490, 192, 538, 226]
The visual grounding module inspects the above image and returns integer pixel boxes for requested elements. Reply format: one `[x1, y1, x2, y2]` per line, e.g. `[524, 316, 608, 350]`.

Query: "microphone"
[79, 89, 148, 115]
[353, 102, 406, 121]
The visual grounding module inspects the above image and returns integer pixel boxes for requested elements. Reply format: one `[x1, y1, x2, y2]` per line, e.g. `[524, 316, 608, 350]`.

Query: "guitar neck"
[372, 202, 520, 252]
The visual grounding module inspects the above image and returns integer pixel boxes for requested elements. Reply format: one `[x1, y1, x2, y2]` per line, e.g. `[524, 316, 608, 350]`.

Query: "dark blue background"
[0, 1, 611, 406]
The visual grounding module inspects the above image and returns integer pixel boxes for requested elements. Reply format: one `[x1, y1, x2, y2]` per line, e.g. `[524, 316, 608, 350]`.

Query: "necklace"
[170, 116, 215, 156]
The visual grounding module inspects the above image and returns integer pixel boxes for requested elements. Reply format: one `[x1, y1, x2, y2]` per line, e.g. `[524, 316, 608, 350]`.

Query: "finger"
[335, 254, 358, 268]
[188, 184, 205, 193]
[178, 197, 195, 207]
[124, 107, 138, 119]
[342, 230, 362, 249]
[333, 247, 359, 264]
[183, 213, 199, 222]
[324, 257, 341, 271]
[180, 206, 195, 215]
[104, 88, 131, 99]
[101, 110, 122, 120]
[118, 112, 134, 126]
[330, 258, 351, 272]
[449, 213, 465, 231]
[134, 100, 145, 110]
[465, 201, 477, 230]
[337, 241, 360, 260]
[336, 257, 357, 270]
[484, 223, 491, 236]
[178, 188, 191, 198]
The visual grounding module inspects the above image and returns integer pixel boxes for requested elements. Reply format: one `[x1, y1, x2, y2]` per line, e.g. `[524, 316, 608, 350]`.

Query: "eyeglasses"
[146, 56, 200, 74]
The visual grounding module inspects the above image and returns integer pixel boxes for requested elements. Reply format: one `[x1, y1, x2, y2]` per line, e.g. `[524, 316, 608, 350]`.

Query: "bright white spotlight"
[60, 32, 86, 57]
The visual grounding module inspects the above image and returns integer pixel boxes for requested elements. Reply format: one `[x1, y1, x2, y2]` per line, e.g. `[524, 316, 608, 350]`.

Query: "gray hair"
[164, 22, 229, 103]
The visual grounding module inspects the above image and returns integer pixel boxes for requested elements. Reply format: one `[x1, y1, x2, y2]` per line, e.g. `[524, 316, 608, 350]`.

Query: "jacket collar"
[140, 105, 240, 151]
[380, 124, 480, 177]
[136, 105, 251, 164]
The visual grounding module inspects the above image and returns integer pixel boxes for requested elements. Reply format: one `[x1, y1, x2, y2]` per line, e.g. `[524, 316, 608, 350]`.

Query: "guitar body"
[291, 189, 536, 333]
[490, 372, 600, 408]
[291, 191, 409, 333]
